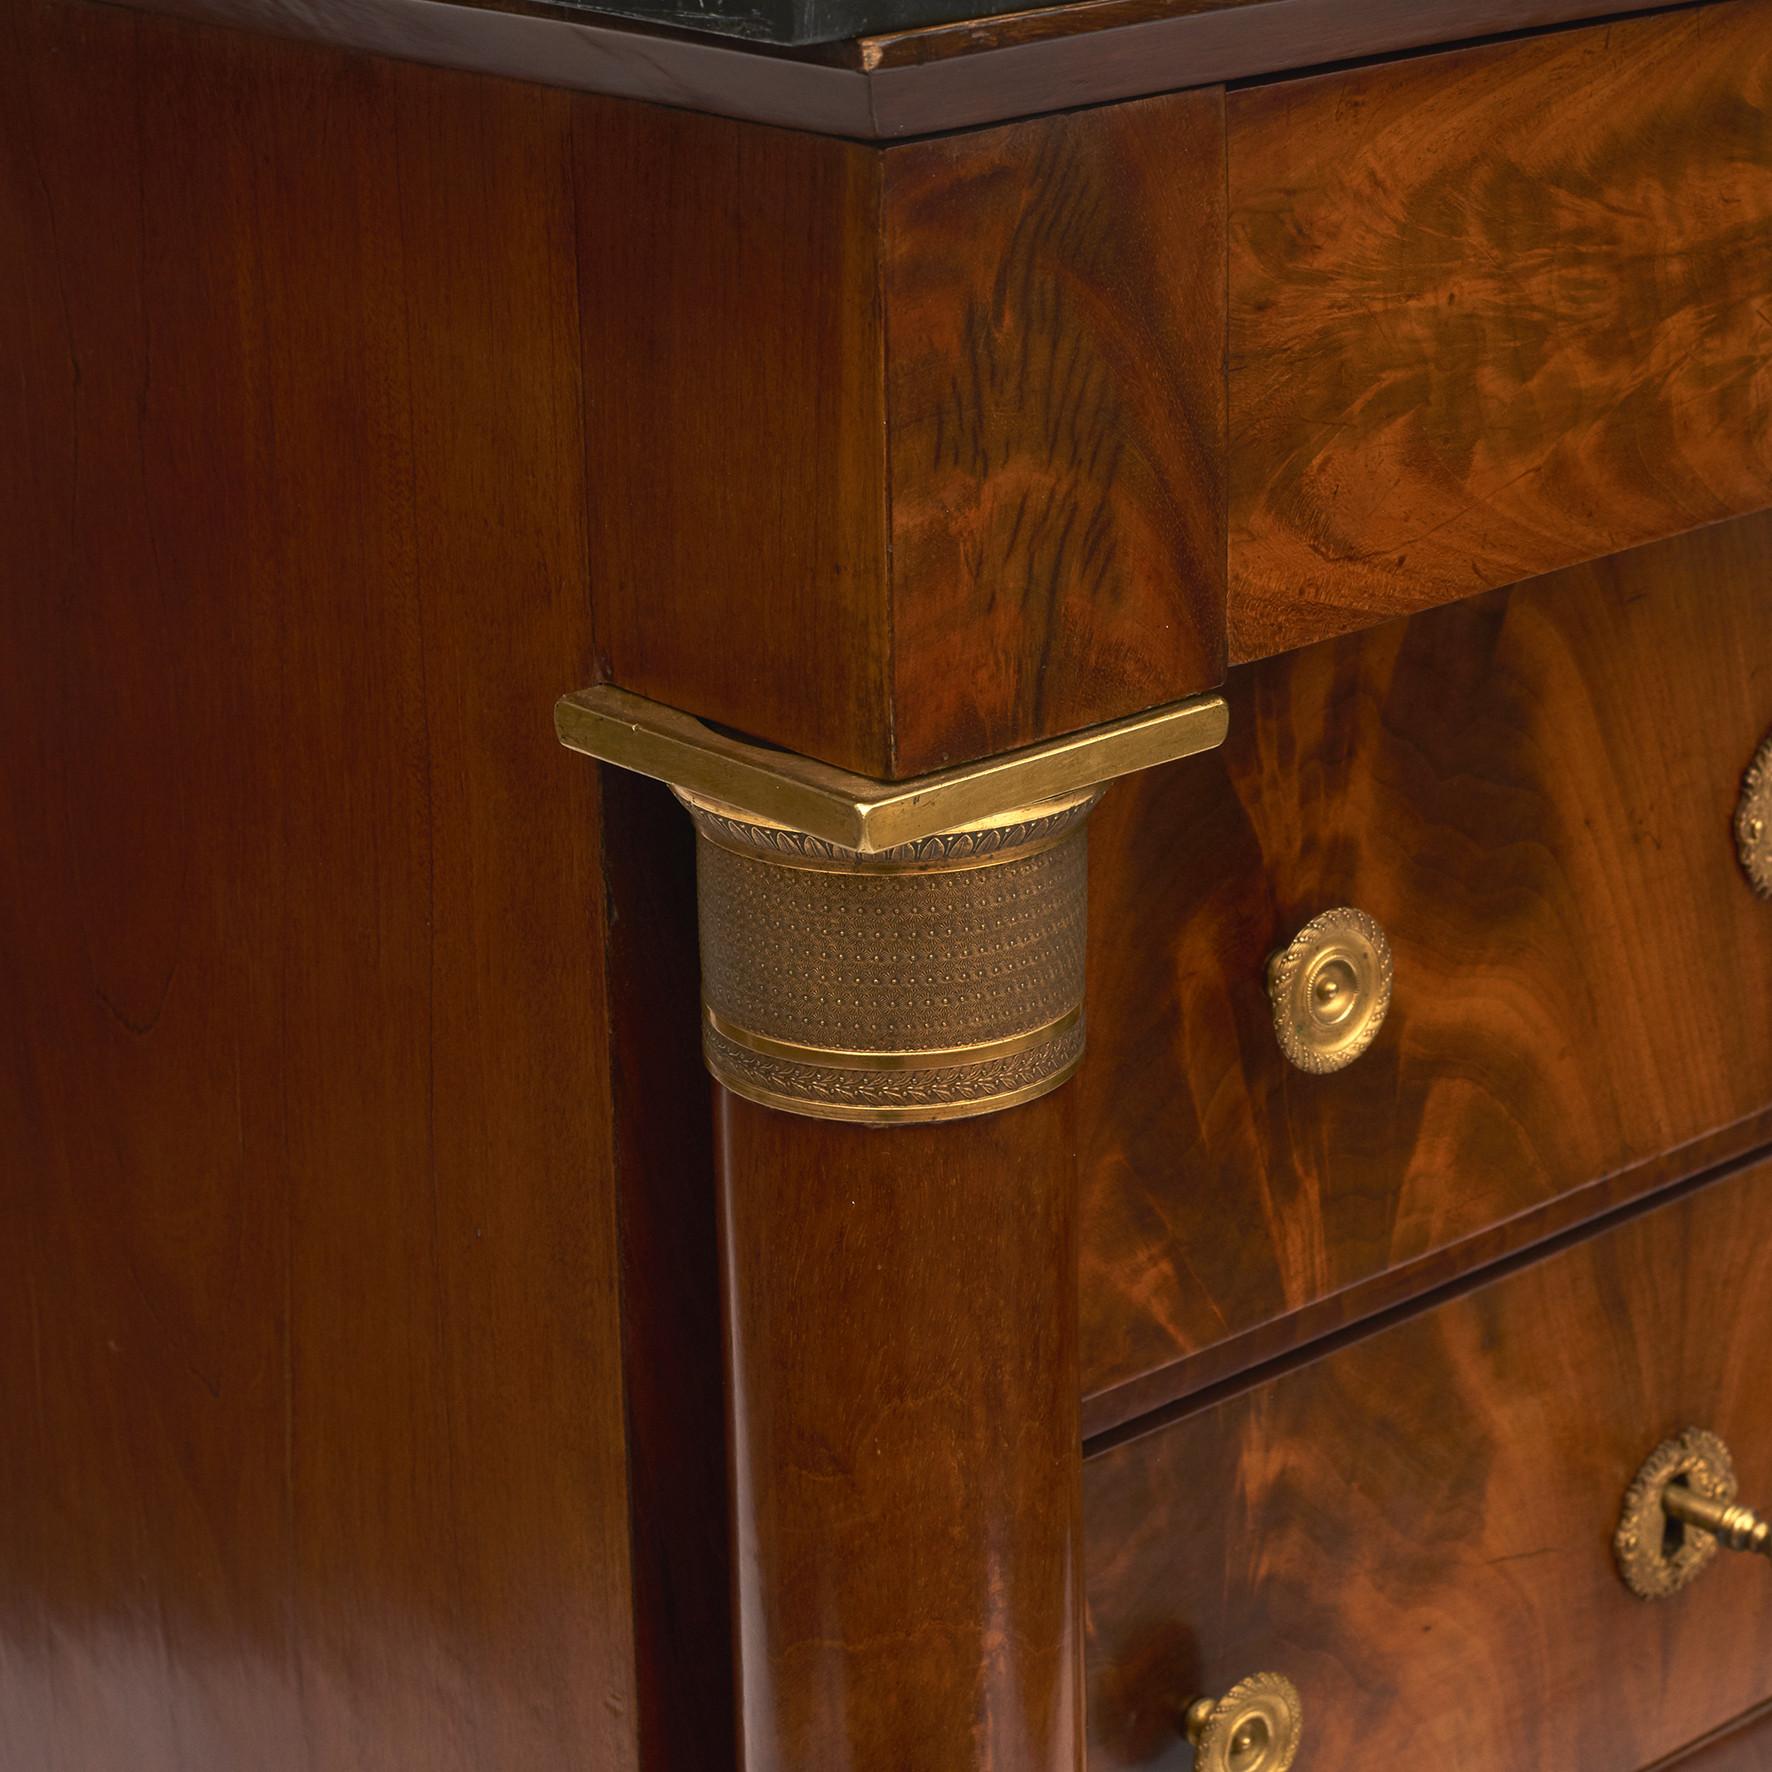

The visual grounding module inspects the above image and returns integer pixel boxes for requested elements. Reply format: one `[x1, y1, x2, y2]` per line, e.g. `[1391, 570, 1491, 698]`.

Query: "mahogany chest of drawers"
[6, 0, 1772, 1767]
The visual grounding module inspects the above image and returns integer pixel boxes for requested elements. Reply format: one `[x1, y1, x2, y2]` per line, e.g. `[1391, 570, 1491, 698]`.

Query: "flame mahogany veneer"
[8, 0, 1772, 1767]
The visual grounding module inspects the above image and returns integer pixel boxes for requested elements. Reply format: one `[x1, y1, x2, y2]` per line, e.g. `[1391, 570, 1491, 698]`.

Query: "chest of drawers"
[6, 0, 1772, 1767]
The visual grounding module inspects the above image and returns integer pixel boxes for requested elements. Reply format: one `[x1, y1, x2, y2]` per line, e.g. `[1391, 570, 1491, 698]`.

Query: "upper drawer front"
[1080, 510, 1772, 1421]
[1085, 1156, 1772, 1771]
[1227, 1, 1772, 662]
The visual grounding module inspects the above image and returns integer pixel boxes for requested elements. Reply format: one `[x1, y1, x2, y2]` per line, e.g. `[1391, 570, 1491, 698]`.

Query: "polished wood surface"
[89, 0, 1694, 137]
[598, 772, 734, 1772]
[1228, 2, 1772, 661]
[717, 1089, 1084, 1771]
[1669, 1707, 1772, 1770]
[1086, 1154, 1772, 1770]
[581, 99, 891, 773]
[881, 91, 1225, 769]
[0, 6, 642, 1763]
[1080, 511, 1772, 1430]
[588, 88, 1226, 775]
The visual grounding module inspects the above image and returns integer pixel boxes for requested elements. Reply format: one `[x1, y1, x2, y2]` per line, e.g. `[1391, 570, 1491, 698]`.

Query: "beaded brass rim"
[1184, 1672, 1303, 1772]
[1615, 1427, 1737, 1600]
[705, 1002, 1081, 1071]
[1266, 906, 1393, 1075]
[1738, 732, 1772, 898]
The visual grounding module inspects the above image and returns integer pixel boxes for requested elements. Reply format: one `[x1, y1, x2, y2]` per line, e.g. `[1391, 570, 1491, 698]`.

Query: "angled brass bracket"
[556, 686, 1229, 1124]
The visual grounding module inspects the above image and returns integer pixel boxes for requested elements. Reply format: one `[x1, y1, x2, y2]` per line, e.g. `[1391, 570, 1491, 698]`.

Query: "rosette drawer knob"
[1266, 907, 1393, 1074]
[1183, 1672, 1303, 1772]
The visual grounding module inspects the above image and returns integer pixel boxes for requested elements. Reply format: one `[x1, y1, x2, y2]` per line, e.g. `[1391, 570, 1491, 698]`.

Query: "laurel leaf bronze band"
[704, 1003, 1083, 1073]
[704, 1015, 1086, 1126]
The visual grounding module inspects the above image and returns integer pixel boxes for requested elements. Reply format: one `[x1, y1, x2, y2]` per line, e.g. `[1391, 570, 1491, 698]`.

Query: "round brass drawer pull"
[1616, 1427, 1772, 1600]
[1183, 1672, 1303, 1772]
[1266, 907, 1393, 1074]
[1738, 731, 1772, 898]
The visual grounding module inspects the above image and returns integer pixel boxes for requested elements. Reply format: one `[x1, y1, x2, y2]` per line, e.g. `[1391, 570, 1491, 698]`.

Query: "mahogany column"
[718, 1090, 1083, 1770]
[553, 683, 1227, 1772]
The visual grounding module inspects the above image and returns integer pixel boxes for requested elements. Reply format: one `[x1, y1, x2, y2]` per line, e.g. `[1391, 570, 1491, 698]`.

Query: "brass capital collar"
[555, 685, 1229, 1123]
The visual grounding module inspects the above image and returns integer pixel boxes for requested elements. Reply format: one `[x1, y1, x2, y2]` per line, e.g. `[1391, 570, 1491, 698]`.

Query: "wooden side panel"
[1079, 511, 1772, 1428]
[883, 90, 1227, 773]
[1227, 3, 1772, 661]
[718, 1090, 1083, 1772]
[578, 99, 893, 776]
[1085, 1155, 1772, 1770]
[0, 7, 640, 1766]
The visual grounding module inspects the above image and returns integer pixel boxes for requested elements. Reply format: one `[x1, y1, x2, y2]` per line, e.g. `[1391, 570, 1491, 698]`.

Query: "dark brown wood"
[1079, 510, 1772, 1431]
[0, 6, 648, 1763]
[1664, 1705, 1772, 1770]
[585, 89, 1227, 776]
[578, 98, 892, 774]
[881, 91, 1226, 769]
[91, 0, 882, 135]
[1085, 1151, 1772, 1770]
[716, 1088, 1083, 1770]
[85, 0, 1696, 137]
[1227, 2, 1772, 661]
[598, 770, 735, 1772]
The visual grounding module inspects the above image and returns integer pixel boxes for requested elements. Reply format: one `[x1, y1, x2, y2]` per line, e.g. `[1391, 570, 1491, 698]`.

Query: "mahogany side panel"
[717, 1089, 1084, 1771]
[1227, 3, 1772, 661]
[1080, 511, 1772, 1429]
[578, 97, 894, 775]
[1085, 1154, 1772, 1770]
[880, 88, 1227, 772]
[0, 7, 641, 1765]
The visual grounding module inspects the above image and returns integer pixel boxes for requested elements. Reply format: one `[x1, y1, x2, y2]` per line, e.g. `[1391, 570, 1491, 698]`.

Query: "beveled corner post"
[556, 684, 1228, 1125]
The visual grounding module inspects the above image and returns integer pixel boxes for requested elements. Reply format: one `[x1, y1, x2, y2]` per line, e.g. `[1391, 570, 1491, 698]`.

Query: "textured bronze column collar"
[555, 685, 1228, 1124]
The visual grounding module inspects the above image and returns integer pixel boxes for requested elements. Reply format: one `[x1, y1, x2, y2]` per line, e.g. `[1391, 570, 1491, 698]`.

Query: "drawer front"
[1080, 509, 1772, 1423]
[1084, 1157, 1772, 1770]
[1226, 0, 1772, 662]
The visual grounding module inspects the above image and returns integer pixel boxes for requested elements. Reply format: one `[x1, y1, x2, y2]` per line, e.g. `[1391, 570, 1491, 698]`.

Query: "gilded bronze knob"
[1266, 907, 1393, 1074]
[1183, 1672, 1303, 1772]
[1616, 1427, 1772, 1600]
[1738, 731, 1772, 898]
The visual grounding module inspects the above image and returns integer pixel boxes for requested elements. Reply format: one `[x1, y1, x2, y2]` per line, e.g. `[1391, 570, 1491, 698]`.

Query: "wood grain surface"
[598, 772, 735, 1772]
[717, 1089, 1084, 1771]
[1668, 1706, 1772, 1770]
[579, 98, 891, 774]
[0, 7, 652, 1764]
[1080, 510, 1772, 1430]
[586, 86, 1227, 775]
[1085, 1153, 1772, 1770]
[1228, 2, 1772, 660]
[881, 90, 1225, 769]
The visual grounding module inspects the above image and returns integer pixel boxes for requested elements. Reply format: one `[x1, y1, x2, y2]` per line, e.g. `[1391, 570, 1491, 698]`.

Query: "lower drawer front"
[1085, 1157, 1772, 1770]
